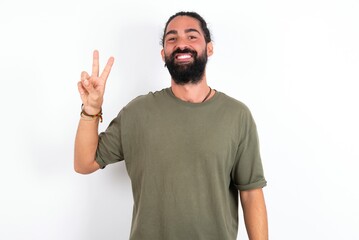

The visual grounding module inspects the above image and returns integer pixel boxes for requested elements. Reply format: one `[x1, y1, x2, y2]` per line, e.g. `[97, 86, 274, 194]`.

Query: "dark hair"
[161, 11, 212, 46]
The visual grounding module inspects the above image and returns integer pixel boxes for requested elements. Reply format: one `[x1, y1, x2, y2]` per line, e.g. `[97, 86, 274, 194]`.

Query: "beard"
[164, 48, 208, 85]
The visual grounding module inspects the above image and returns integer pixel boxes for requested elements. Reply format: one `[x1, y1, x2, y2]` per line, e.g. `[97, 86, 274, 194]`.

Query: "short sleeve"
[95, 110, 125, 169]
[231, 110, 267, 191]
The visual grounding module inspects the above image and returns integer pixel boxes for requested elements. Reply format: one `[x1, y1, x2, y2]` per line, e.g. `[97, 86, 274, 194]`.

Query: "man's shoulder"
[123, 88, 169, 111]
[216, 91, 251, 113]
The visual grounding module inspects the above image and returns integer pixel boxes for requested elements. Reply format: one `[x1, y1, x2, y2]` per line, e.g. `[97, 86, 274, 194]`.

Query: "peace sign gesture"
[77, 50, 114, 114]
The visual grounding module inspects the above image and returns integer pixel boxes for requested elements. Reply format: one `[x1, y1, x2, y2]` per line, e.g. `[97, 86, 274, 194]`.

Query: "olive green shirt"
[96, 88, 266, 240]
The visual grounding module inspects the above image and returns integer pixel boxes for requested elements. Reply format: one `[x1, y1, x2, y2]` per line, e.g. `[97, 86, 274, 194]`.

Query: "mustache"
[164, 48, 198, 67]
[170, 48, 197, 58]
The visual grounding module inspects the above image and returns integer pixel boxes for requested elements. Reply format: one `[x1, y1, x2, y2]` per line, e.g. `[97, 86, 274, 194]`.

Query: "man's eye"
[189, 36, 197, 40]
[167, 37, 176, 42]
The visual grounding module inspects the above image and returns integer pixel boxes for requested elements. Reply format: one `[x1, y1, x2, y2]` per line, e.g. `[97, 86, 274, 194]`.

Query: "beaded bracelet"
[80, 104, 103, 122]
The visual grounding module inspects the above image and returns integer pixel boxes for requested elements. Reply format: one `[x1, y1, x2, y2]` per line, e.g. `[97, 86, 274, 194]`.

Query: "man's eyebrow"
[165, 30, 178, 37]
[185, 28, 201, 35]
[165, 28, 201, 37]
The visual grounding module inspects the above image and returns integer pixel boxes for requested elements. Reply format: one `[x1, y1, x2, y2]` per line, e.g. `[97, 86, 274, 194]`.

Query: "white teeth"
[177, 55, 191, 59]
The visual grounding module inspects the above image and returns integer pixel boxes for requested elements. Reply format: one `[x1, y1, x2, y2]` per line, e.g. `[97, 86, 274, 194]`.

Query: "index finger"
[100, 56, 115, 81]
[92, 50, 99, 77]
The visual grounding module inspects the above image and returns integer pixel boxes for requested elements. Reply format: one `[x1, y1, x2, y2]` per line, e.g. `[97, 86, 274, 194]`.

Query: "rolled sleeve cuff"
[95, 152, 107, 169]
[235, 179, 267, 191]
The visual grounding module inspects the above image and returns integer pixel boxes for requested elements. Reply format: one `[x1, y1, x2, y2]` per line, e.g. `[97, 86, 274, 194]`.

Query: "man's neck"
[170, 78, 214, 103]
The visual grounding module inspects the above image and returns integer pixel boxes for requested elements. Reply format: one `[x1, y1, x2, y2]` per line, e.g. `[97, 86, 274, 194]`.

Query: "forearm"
[74, 118, 100, 174]
[240, 188, 268, 240]
[74, 50, 114, 174]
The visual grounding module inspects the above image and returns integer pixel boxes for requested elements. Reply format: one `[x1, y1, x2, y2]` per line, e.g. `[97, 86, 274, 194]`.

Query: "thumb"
[80, 71, 95, 94]
[82, 78, 95, 94]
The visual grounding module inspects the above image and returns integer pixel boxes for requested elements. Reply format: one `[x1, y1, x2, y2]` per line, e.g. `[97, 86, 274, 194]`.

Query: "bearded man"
[75, 11, 268, 240]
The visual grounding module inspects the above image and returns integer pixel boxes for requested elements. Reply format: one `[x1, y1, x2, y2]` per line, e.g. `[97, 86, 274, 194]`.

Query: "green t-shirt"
[96, 88, 266, 240]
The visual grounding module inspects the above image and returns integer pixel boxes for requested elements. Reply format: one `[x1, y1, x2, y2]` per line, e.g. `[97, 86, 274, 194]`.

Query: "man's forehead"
[166, 16, 202, 34]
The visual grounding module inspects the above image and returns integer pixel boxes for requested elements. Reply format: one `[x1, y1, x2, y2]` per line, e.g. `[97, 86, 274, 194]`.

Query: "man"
[75, 11, 268, 240]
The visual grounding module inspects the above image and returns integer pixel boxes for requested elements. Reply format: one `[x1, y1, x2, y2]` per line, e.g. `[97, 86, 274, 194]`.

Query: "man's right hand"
[77, 50, 115, 114]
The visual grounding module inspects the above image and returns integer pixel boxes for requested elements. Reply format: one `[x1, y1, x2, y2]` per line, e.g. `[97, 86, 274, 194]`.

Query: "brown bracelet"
[80, 104, 103, 122]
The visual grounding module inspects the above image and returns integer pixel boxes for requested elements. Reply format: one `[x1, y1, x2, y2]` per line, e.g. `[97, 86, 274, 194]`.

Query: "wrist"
[81, 104, 103, 122]
[82, 104, 101, 115]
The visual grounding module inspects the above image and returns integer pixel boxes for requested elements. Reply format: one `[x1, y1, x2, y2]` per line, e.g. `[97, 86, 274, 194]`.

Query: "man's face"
[161, 16, 213, 85]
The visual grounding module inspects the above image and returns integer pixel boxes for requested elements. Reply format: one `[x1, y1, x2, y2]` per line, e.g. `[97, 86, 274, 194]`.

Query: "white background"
[1, 0, 358, 239]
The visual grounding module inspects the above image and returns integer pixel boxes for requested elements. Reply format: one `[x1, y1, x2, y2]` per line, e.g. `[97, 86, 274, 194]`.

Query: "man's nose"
[175, 37, 190, 49]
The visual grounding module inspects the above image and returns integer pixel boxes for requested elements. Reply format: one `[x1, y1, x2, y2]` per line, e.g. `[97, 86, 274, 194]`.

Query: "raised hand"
[77, 50, 114, 114]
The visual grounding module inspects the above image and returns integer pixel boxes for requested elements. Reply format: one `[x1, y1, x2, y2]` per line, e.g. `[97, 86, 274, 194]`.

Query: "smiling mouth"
[175, 53, 193, 63]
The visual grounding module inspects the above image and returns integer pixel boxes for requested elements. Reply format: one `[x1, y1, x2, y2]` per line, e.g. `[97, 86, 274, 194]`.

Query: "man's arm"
[74, 118, 101, 174]
[74, 50, 114, 174]
[240, 188, 268, 240]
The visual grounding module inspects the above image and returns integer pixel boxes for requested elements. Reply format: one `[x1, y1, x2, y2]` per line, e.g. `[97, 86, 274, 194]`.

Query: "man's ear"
[161, 49, 165, 61]
[207, 42, 214, 56]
